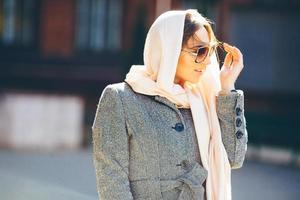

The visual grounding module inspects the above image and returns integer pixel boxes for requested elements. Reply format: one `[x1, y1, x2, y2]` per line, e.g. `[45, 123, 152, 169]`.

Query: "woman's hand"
[219, 42, 244, 93]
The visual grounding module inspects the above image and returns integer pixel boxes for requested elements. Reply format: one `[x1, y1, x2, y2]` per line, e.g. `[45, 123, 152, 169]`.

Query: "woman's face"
[174, 27, 212, 86]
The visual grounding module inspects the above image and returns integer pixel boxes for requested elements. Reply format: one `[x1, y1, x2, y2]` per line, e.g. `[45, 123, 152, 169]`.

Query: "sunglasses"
[181, 41, 224, 64]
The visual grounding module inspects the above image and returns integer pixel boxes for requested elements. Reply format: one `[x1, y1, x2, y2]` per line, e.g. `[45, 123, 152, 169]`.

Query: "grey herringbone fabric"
[92, 82, 248, 200]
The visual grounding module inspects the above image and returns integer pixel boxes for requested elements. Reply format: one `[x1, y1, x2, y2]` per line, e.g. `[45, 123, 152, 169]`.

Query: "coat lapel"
[153, 95, 187, 128]
[154, 95, 178, 110]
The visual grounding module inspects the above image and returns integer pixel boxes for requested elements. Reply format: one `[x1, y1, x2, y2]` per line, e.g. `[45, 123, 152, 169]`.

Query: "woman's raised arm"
[216, 89, 248, 169]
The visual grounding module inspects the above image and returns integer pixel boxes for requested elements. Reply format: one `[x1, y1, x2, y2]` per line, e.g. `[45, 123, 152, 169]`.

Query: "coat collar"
[152, 95, 187, 128]
[153, 95, 188, 109]
[125, 81, 186, 110]
[153, 95, 178, 110]
[125, 80, 188, 127]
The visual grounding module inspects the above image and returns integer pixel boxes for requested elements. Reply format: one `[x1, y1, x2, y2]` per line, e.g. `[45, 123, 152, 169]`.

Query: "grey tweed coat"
[92, 81, 248, 200]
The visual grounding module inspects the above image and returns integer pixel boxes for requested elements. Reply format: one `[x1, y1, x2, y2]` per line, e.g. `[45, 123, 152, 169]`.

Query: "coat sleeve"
[216, 89, 248, 169]
[92, 85, 134, 200]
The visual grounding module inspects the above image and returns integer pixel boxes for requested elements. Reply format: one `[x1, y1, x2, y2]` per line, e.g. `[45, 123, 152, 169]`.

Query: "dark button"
[176, 160, 190, 169]
[235, 107, 242, 116]
[172, 123, 184, 132]
[236, 118, 242, 127]
[236, 130, 244, 139]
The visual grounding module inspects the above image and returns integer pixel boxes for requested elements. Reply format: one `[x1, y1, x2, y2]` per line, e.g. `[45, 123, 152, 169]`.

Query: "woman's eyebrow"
[192, 42, 209, 49]
[191, 42, 210, 48]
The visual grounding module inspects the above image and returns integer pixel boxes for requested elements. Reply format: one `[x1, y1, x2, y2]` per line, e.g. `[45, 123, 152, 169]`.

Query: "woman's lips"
[194, 69, 204, 73]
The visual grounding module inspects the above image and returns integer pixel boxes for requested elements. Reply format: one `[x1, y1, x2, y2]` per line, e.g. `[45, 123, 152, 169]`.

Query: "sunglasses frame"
[181, 41, 225, 64]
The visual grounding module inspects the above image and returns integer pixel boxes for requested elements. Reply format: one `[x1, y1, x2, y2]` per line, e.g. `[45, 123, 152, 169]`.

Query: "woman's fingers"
[223, 43, 243, 61]
[220, 43, 244, 87]
[223, 52, 233, 68]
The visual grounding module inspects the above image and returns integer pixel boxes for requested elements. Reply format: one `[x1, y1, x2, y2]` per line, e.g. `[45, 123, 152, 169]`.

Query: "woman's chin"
[188, 76, 202, 84]
[174, 76, 202, 86]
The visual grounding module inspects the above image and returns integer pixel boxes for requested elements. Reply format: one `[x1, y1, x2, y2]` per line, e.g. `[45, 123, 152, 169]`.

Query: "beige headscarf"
[125, 9, 231, 200]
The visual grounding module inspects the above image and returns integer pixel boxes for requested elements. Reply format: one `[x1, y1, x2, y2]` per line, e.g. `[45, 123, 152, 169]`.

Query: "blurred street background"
[0, 0, 300, 199]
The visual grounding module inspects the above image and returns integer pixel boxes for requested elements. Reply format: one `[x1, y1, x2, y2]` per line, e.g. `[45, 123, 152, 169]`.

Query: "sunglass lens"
[196, 47, 209, 62]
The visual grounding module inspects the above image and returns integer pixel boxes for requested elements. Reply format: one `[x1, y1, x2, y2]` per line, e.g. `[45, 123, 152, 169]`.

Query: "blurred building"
[0, 0, 299, 150]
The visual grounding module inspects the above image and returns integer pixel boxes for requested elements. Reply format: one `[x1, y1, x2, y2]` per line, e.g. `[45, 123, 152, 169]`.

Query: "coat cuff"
[216, 89, 244, 112]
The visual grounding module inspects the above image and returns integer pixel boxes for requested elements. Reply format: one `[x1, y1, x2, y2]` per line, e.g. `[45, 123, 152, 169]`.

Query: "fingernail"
[223, 43, 229, 48]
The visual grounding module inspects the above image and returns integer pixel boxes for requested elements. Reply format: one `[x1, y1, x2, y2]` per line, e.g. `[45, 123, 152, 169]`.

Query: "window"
[75, 0, 122, 52]
[0, 0, 38, 48]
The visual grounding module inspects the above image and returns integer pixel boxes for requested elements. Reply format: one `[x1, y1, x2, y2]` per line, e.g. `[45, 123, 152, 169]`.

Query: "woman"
[92, 9, 248, 200]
